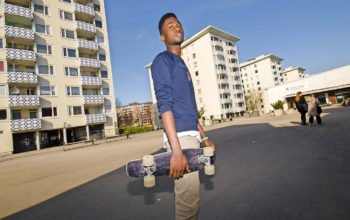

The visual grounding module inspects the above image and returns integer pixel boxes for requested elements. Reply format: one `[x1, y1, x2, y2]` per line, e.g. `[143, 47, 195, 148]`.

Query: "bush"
[271, 100, 284, 110]
[119, 126, 153, 135]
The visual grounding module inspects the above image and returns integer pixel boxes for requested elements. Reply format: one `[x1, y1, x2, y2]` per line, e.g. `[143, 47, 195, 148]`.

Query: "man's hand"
[202, 139, 216, 151]
[169, 152, 190, 179]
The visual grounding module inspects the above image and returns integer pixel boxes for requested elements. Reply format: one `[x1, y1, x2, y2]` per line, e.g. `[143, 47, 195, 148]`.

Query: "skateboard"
[126, 147, 216, 188]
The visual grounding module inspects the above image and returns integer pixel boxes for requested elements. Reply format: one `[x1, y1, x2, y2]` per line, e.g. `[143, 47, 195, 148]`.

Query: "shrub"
[119, 126, 153, 135]
[271, 100, 284, 110]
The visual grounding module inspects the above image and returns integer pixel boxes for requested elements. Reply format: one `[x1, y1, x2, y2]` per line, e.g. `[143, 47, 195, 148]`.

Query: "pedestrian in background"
[295, 91, 308, 125]
[308, 94, 322, 126]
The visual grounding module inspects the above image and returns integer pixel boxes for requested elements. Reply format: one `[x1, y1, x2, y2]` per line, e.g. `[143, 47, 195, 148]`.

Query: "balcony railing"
[76, 21, 96, 33]
[86, 113, 106, 124]
[4, 3, 33, 19]
[81, 76, 103, 86]
[75, 3, 95, 16]
[78, 39, 98, 50]
[5, 25, 34, 40]
[9, 95, 40, 107]
[6, 48, 36, 62]
[80, 57, 100, 68]
[83, 95, 104, 105]
[7, 72, 38, 84]
[220, 98, 232, 104]
[11, 118, 41, 132]
[219, 88, 231, 94]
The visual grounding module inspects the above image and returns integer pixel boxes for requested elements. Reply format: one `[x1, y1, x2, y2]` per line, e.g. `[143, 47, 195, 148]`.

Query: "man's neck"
[166, 45, 181, 56]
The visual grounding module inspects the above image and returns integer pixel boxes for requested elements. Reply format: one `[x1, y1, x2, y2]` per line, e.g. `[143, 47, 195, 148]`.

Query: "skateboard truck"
[200, 147, 215, 175]
[142, 155, 156, 188]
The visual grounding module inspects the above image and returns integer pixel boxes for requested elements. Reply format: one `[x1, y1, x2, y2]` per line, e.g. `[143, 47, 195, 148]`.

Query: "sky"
[105, 0, 350, 106]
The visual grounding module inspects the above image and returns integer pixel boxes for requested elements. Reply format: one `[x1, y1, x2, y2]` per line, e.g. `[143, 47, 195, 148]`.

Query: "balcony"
[5, 25, 34, 41]
[75, 3, 95, 17]
[4, 3, 33, 19]
[6, 48, 36, 63]
[220, 98, 232, 104]
[217, 78, 229, 84]
[83, 95, 104, 105]
[80, 57, 100, 69]
[222, 108, 233, 114]
[81, 76, 103, 87]
[78, 39, 98, 50]
[86, 113, 106, 124]
[11, 118, 41, 132]
[219, 88, 231, 94]
[7, 72, 38, 84]
[76, 21, 96, 33]
[9, 95, 40, 108]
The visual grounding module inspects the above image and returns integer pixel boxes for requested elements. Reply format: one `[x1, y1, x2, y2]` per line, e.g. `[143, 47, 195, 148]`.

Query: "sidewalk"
[0, 107, 334, 218]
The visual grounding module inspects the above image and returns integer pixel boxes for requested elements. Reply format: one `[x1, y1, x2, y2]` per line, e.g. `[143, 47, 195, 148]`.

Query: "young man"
[151, 13, 216, 220]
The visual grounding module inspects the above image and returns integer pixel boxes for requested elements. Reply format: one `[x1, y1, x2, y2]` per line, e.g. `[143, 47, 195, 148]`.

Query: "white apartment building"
[239, 54, 284, 114]
[146, 26, 246, 124]
[0, 0, 117, 155]
[282, 67, 305, 83]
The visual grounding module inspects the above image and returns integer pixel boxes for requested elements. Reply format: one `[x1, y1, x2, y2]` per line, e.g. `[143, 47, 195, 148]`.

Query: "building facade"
[264, 65, 350, 112]
[0, 0, 117, 155]
[239, 54, 284, 114]
[116, 102, 156, 129]
[146, 26, 246, 124]
[282, 67, 305, 83]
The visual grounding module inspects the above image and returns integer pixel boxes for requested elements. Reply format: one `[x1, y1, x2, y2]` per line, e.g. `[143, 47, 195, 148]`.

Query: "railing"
[7, 72, 38, 84]
[4, 3, 33, 19]
[86, 113, 106, 124]
[5, 25, 34, 40]
[9, 95, 40, 107]
[11, 118, 41, 132]
[81, 76, 103, 86]
[83, 95, 104, 105]
[78, 39, 98, 50]
[80, 57, 100, 68]
[6, 48, 36, 62]
[76, 20, 96, 33]
[75, 3, 95, 16]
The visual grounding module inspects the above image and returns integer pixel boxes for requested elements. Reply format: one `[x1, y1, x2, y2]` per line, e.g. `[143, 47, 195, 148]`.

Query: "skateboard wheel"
[144, 175, 156, 188]
[204, 165, 215, 176]
[203, 147, 214, 157]
[142, 155, 154, 167]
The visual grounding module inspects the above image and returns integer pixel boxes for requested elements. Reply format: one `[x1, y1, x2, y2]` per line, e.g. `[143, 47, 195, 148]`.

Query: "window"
[104, 104, 111, 113]
[101, 70, 108, 78]
[65, 67, 79, 76]
[94, 4, 101, 12]
[29, 110, 37, 119]
[38, 65, 54, 75]
[95, 20, 102, 28]
[0, 39, 3, 48]
[35, 23, 50, 34]
[69, 106, 82, 116]
[66, 86, 80, 96]
[62, 0, 72, 3]
[99, 54, 106, 61]
[63, 48, 76, 57]
[61, 29, 75, 39]
[195, 71, 199, 76]
[0, 109, 7, 120]
[42, 107, 57, 117]
[37, 44, 52, 54]
[34, 4, 49, 15]
[0, 61, 4, 72]
[255, 70, 258, 73]
[97, 36, 104, 44]
[0, 85, 6, 96]
[59, 10, 73, 21]
[192, 53, 196, 59]
[102, 88, 109, 95]
[12, 110, 21, 120]
[40, 86, 56, 96]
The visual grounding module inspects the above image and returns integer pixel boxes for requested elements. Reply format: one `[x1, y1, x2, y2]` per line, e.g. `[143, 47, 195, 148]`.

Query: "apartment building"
[239, 54, 284, 114]
[116, 102, 156, 129]
[0, 0, 117, 155]
[282, 67, 305, 83]
[146, 26, 246, 124]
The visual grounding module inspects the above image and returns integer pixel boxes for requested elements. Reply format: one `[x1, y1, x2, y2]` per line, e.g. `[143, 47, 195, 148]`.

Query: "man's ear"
[160, 34, 165, 42]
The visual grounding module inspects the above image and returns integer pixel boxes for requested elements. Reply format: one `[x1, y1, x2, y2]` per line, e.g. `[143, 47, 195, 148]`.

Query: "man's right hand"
[169, 152, 190, 179]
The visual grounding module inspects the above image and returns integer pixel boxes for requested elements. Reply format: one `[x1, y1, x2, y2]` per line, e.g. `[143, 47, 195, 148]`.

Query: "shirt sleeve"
[151, 55, 174, 114]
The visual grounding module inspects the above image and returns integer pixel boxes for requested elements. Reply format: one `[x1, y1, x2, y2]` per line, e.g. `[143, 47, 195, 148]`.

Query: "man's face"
[160, 17, 184, 45]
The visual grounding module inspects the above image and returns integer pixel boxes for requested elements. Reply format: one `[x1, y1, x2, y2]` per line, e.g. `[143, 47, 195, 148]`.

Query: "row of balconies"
[4, 2, 97, 23]
[10, 113, 106, 132]
[7, 95, 105, 107]
[5, 48, 102, 68]
[6, 72, 103, 86]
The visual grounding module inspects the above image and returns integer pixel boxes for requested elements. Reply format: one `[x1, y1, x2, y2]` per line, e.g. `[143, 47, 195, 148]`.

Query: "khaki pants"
[165, 136, 200, 220]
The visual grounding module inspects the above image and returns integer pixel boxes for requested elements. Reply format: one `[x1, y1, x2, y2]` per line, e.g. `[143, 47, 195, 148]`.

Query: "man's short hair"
[158, 12, 177, 34]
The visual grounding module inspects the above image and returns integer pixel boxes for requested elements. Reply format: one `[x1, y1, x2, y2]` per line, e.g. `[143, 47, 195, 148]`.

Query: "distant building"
[265, 65, 350, 112]
[282, 67, 305, 83]
[239, 54, 284, 114]
[116, 102, 157, 129]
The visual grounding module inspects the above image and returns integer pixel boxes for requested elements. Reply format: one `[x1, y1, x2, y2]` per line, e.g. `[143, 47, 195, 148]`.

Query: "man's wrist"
[201, 136, 209, 142]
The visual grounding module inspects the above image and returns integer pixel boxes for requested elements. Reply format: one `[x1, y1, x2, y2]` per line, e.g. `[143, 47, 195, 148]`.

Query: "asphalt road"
[4, 107, 350, 220]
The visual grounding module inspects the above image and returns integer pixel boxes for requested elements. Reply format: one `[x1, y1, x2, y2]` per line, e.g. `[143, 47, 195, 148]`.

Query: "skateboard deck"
[126, 147, 215, 188]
